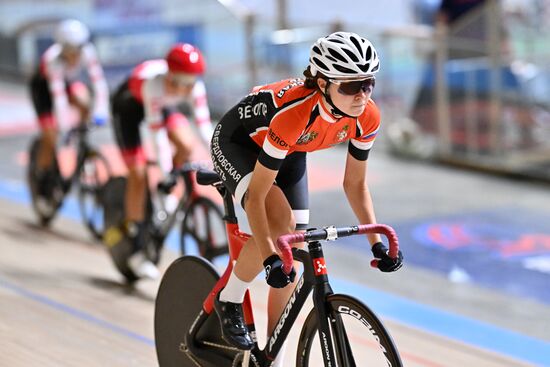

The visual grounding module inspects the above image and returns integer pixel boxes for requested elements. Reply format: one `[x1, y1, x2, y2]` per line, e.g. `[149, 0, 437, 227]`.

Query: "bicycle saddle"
[196, 170, 221, 186]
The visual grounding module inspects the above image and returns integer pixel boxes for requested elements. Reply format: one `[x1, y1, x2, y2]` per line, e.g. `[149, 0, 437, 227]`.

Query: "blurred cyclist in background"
[29, 19, 110, 197]
[210, 32, 403, 364]
[106, 43, 214, 279]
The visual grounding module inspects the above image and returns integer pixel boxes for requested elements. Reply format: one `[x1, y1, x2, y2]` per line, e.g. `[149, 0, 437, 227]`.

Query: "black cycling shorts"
[211, 103, 310, 229]
[111, 80, 145, 150]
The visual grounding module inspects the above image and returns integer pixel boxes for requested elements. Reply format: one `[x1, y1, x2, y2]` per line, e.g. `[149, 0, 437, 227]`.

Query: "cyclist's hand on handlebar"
[263, 254, 296, 288]
[371, 242, 403, 272]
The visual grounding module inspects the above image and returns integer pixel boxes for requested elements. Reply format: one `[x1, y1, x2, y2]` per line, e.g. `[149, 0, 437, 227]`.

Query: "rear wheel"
[77, 149, 111, 240]
[27, 137, 64, 226]
[180, 197, 228, 261]
[155, 256, 228, 367]
[296, 294, 402, 367]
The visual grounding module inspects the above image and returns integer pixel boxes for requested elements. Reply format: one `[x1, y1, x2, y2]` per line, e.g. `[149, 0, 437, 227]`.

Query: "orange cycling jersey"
[236, 78, 380, 169]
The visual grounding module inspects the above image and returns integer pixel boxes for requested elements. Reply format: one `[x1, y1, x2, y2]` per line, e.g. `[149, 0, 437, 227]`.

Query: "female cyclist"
[210, 31, 404, 365]
[106, 43, 213, 279]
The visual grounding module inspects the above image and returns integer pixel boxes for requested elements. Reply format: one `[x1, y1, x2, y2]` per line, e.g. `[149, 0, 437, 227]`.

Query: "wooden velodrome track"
[0, 198, 535, 367]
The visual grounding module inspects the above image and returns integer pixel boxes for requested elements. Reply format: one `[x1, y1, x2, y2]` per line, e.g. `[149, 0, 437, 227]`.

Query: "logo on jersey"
[296, 131, 318, 145]
[268, 129, 289, 148]
[238, 102, 268, 119]
[276, 79, 304, 98]
[336, 125, 349, 141]
[313, 257, 327, 275]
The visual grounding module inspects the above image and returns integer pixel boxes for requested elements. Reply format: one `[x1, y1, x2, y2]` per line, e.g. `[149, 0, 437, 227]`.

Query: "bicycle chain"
[202, 340, 240, 352]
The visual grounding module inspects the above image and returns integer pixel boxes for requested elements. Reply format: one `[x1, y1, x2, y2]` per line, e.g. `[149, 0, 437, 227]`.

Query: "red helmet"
[165, 43, 205, 74]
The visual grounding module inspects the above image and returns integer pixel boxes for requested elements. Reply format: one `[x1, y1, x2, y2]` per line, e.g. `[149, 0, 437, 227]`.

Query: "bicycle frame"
[149, 164, 206, 240]
[185, 173, 399, 366]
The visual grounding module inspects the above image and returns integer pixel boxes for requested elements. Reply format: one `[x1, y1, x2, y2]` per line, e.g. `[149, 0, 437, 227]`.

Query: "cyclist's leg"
[210, 109, 265, 349]
[164, 108, 193, 167]
[214, 184, 293, 350]
[162, 109, 193, 203]
[110, 85, 158, 278]
[233, 184, 296, 281]
[30, 71, 58, 172]
[111, 85, 147, 226]
[67, 80, 91, 123]
[211, 112, 302, 350]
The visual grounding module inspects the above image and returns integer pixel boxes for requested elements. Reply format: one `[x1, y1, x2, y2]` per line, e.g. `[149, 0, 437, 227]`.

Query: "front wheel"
[77, 149, 111, 240]
[296, 294, 402, 367]
[180, 197, 228, 261]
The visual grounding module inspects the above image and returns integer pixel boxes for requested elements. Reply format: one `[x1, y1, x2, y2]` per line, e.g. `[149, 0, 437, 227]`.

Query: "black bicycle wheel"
[77, 149, 111, 240]
[27, 137, 64, 226]
[155, 256, 224, 367]
[296, 294, 402, 367]
[180, 197, 228, 261]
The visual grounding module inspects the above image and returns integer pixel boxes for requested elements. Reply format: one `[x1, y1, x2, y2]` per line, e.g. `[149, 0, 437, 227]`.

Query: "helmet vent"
[350, 37, 362, 53]
[358, 63, 370, 72]
[333, 64, 355, 74]
[342, 48, 359, 62]
[328, 48, 347, 63]
[365, 46, 372, 61]
[312, 57, 330, 71]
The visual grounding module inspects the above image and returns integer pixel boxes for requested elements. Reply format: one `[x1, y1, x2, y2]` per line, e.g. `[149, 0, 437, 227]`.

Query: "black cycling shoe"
[213, 293, 254, 350]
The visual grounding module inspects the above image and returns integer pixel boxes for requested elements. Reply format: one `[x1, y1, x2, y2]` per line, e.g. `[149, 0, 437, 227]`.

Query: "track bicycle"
[27, 122, 111, 239]
[103, 161, 228, 283]
[154, 169, 403, 366]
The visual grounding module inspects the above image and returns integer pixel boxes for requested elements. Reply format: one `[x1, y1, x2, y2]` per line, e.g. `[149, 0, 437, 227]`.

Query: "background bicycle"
[154, 170, 403, 367]
[102, 161, 228, 283]
[27, 121, 111, 239]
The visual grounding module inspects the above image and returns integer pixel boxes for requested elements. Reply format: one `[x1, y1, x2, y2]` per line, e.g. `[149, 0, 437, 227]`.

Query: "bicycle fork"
[309, 241, 356, 367]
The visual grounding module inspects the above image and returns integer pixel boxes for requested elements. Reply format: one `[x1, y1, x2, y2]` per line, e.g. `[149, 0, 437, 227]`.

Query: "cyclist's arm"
[167, 126, 191, 167]
[82, 44, 110, 122]
[142, 78, 165, 127]
[343, 152, 382, 245]
[191, 80, 214, 145]
[245, 161, 280, 260]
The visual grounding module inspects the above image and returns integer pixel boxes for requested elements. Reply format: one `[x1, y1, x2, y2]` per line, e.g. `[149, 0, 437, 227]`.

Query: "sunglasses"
[329, 77, 376, 96]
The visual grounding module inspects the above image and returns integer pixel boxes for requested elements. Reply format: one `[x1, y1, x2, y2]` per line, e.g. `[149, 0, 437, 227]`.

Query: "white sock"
[219, 270, 250, 303]
[271, 340, 287, 367]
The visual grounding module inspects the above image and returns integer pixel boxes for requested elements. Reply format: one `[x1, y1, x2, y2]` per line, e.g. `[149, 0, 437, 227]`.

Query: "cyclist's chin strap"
[323, 84, 354, 119]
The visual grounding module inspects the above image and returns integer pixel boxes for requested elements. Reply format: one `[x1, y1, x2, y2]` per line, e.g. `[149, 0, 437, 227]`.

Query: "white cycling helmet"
[309, 32, 380, 79]
[55, 19, 90, 47]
